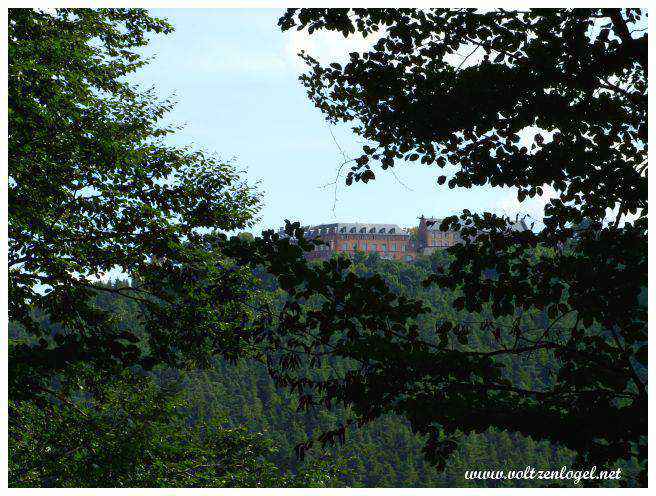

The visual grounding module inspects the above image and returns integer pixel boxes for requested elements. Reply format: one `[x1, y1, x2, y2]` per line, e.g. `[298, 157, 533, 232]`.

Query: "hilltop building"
[285, 215, 531, 262]
[417, 216, 463, 255]
[418, 215, 530, 254]
[291, 222, 416, 262]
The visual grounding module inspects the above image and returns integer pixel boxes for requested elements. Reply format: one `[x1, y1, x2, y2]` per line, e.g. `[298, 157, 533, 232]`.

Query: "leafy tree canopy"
[8, 8, 289, 487]
[9, 8, 262, 383]
[279, 8, 646, 226]
[276, 8, 647, 484]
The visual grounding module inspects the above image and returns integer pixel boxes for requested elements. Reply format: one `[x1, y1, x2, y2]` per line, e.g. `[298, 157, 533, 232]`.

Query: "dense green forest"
[10, 250, 640, 487]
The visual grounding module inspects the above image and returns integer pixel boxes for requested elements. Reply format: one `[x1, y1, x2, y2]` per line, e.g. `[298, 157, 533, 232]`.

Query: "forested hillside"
[12, 249, 638, 487]
[165, 249, 642, 487]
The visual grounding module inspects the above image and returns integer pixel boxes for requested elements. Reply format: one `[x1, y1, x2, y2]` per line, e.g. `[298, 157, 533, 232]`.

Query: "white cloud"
[282, 26, 489, 73]
[493, 184, 557, 228]
[194, 50, 287, 74]
[444, 43, 487, 69]
[187, 26, 382, 76]
[494, 185, 642, 230]
[282, 27, 382, 72]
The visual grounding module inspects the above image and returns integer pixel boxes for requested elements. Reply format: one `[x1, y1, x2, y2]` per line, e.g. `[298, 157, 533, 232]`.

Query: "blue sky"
[132, 9, 543, 234]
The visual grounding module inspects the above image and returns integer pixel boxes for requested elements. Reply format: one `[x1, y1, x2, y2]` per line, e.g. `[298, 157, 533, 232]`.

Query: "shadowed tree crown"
[275, 8, 647, 484]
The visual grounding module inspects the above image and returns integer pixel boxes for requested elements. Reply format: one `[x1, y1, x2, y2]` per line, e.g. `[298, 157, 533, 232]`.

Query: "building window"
[392, 243, 397, 252]
[381, 244, 387, 252]
[342, 243, 348, 250]
[405, 255, 413, 261]
[371, 243, 377, 251]
[362, 242, 367, 251]
[402, 245, 407, 252]
[353, 242, 358, 250]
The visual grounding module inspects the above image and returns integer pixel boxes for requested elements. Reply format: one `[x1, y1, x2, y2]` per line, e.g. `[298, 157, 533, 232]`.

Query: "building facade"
[417, 216, 463, 255]
[417, 215, 530, 254]
[298, 223, 416, 262]
[286, 216, 530, 262]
